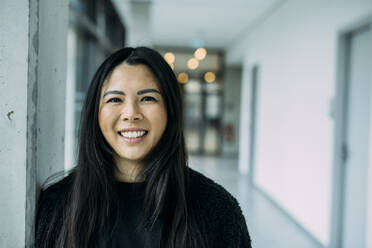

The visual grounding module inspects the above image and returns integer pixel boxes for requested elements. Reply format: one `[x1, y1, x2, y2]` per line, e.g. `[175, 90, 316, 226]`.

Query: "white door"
[343, 25, 372, 248]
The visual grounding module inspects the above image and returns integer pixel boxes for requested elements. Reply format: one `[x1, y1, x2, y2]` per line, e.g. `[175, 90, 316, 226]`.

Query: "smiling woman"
[34, 47, 252, 248]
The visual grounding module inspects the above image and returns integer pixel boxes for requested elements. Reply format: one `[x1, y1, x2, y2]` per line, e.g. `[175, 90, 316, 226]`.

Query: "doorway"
[183, 79, 223, 155]
[331, 18, 372, 248]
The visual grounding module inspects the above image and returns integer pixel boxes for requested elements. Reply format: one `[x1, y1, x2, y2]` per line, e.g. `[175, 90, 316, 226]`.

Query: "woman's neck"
[114, 157, 145, 182]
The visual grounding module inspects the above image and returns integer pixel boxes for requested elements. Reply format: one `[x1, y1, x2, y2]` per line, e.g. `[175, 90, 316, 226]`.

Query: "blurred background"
[1, 0, 372, 247]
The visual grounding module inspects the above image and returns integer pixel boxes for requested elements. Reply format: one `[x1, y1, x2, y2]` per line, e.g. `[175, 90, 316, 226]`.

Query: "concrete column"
[0, 0, 68, 246]
[0, 0, 31, 246]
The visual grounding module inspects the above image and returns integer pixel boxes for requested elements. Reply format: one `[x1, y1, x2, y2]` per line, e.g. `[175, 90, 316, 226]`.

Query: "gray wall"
[222, 66, 242, 156]
[0, 0, 68, 246]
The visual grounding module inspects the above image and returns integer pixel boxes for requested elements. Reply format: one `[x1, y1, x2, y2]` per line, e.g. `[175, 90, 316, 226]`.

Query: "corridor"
[2, 1, 372, 247]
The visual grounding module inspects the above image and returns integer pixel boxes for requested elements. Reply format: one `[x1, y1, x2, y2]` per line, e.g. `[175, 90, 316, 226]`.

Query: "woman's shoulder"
[186, 168, 252, 247]
[35, 172, 75, 246]
[186, 167, 242, 211]
[37, 171, 75, 215]
[40, 172, 74, 200]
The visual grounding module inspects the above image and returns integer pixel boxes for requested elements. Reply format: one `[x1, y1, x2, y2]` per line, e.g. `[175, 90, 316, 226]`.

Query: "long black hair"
[38, 47, 205, 248]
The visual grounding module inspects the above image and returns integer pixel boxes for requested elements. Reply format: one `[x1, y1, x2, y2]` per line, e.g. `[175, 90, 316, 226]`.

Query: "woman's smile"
[118, 128, 149, 144]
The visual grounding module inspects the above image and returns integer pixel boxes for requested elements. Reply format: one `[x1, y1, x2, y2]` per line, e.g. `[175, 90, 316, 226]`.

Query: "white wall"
[231, 1, 372, 246]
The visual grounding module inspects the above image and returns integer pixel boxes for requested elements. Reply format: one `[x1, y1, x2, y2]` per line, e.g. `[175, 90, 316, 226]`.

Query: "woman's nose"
[121, 102, 143, 121]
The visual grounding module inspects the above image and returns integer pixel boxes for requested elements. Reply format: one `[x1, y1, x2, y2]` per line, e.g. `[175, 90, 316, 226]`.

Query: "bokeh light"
[194, 47, 207, 60]
[164, 52, 175, 65]
[177, 72, 189, 84]
[204, 72, 216, 83]
[187, 58, 199, 70]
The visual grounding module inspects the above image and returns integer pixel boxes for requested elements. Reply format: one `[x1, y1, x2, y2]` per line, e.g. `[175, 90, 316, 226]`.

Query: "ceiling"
[113, 0, 283, 63]
[151, 0, 281, 49]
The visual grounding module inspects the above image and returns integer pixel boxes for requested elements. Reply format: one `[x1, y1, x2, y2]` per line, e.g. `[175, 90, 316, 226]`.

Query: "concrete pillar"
[0, 0, 31, 246]
[0, 0, 68, 246]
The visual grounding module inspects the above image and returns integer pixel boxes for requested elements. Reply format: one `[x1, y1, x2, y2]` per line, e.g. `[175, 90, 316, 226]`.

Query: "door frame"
[248, 65, 259, 185]
[330, 15, 372, 248]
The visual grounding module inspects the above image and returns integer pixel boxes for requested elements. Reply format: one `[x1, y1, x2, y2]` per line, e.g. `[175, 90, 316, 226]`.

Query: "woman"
[35, 47, 251, 248]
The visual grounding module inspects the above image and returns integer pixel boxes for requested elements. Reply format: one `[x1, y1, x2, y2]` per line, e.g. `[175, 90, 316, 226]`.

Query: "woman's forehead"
[102, 63, 160, 91]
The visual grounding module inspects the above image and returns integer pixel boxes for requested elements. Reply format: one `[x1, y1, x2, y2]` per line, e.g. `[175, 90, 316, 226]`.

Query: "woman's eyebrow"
[103, 88, 161, 98]
[103, 90, 125, 98]
[137, 88, 161, 95]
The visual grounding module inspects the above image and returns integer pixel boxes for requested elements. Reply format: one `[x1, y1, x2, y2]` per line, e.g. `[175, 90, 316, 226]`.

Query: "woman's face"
[98, 63, 168, 166]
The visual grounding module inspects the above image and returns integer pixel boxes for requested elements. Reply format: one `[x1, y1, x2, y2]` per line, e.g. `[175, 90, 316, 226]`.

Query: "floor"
[188, 155, 323, 248]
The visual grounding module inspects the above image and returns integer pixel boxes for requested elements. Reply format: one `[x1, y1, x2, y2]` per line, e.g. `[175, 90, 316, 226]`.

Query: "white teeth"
[120, 131, 146, 138]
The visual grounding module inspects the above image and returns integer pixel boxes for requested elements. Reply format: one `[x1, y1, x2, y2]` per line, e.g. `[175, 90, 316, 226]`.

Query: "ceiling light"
[204, 72, 216, 83]
[194, 48, 207, 60]
[164, 52, 175, 64]
[177, 72, 189, 84]
[187, 58, 199, 70]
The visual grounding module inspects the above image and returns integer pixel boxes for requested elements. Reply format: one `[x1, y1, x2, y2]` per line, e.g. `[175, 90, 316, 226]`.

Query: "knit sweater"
[35, 168, 252, 248]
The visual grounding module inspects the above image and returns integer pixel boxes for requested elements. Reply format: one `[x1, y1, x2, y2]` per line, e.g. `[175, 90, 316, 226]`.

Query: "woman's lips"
[120, 135, 147, 144]
[118, 130, 148, 144]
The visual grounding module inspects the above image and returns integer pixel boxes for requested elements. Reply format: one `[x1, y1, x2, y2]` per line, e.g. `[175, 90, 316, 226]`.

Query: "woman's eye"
[141, 96, 157, 102]
[107, 97, 122, 103]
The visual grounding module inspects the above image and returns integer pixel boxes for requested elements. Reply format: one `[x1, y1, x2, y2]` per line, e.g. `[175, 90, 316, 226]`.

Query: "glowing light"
[204, 72, 216, 83]
[194, 48, 207, 60]
[164, 52, 175, 64]
[187, 58, 199, 70]
[177, 72, 189, 84]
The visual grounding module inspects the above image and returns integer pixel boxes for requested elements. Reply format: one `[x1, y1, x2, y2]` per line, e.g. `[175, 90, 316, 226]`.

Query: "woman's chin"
[114, 152, 146, 165]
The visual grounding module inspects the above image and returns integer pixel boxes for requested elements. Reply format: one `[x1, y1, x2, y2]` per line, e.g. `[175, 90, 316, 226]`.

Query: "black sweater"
[35, 168, 252, 247]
